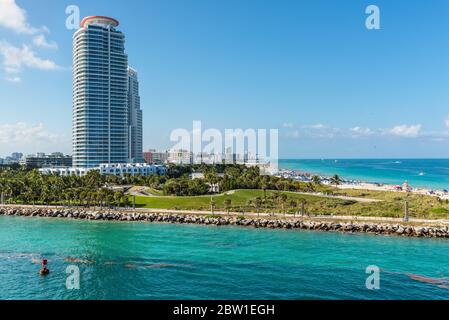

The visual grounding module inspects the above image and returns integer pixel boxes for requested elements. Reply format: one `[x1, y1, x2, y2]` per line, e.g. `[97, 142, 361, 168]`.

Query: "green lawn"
[134, 188, 449, 219]
[134, 189, 338, 211]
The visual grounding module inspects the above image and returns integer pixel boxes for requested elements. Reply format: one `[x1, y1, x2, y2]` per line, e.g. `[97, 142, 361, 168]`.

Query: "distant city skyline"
[1, 0, 449, 159]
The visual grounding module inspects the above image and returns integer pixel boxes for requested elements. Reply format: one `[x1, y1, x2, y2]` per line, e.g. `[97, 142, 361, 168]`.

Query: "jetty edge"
[1, 205, 449, 239]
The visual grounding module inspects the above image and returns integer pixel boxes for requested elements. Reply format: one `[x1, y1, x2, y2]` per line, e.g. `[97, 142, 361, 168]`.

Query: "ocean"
[1, 216, 448, 300]
[279, 159, 449, 190]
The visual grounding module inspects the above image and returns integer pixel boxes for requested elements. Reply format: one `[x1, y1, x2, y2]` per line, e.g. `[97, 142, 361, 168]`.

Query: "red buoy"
[39, 259, 50, 276]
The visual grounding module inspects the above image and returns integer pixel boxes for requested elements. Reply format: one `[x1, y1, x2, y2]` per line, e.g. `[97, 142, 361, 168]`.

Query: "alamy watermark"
[65, 4, 381, 30]
[66, 265, 80, 290]
[65, 5, 80, 30]
[365, 265, 380, 290]
[366, 5, 381, 30]
[169, 121, 279, 171]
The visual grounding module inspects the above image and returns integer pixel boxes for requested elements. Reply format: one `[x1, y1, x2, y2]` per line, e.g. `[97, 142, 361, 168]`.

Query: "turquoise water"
[280, 159, 449, 190]
[0, 216, 449, 300]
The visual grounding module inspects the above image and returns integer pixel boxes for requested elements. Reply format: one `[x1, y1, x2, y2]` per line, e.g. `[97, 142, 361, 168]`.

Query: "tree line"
[0, 164, 343, 205]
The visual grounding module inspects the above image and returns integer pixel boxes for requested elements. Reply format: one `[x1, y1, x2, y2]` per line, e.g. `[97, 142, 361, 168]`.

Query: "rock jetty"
[1, 206, 448, 239]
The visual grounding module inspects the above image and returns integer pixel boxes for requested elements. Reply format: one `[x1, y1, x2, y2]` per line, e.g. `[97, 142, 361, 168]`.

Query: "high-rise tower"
[127, 67, 143, 163]
[72, 16, 129, 168]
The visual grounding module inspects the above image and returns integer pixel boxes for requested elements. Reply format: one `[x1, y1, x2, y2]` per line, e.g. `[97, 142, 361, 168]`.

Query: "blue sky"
[0, 0, 448, 158]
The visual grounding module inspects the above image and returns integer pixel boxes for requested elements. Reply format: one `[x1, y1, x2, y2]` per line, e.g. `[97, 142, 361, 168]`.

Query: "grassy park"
[133, 188, 449, 219]
[2, 163, 449, 219]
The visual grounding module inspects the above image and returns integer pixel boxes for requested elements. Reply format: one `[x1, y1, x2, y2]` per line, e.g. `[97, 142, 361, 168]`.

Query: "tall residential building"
[128, 67, 143, 163]
[72, 16, 129, 168]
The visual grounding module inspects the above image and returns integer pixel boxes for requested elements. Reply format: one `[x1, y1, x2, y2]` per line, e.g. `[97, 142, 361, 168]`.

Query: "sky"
[0, 0, 448, 159]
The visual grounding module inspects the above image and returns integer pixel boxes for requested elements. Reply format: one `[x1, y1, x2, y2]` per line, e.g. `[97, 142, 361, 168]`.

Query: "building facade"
[72, 16, 129, 168]
[99, 163, 166, 177]
[21, 153, 72, 168]
[0, 152, 23, 165]
[143, 149, 168, 164]
[40, 163, 166, 177]
[39, 167, 90, 177]
[128, 67, 143, 163]
[167, 150, 193, 165]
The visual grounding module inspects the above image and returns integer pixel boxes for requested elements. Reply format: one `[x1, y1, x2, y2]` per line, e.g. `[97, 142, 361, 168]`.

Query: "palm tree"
[280, 193, 288, 211]
[300, 200, 306, 216]
[63, 190, 71, 207]
[330, 174, 342, 188]
[288, 199, 298, 216]
[123, 196, 131, 208]
[306, 182, 315, 192]
[312, 175, 321, 185]
[224, 198, 232, 216]
[210, 198, 216, 215]
[114, 191, 124, 208]
[254, 197, 262, 217]
[261, 177, 269, 200]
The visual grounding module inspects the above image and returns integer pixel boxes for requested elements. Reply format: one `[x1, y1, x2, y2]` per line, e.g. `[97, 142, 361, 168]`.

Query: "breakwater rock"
[1, 207, 448, 239]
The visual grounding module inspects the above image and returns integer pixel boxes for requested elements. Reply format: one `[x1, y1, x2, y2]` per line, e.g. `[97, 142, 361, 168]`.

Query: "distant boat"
[419, 172, 425, 176]
[393, 161, 402, 164]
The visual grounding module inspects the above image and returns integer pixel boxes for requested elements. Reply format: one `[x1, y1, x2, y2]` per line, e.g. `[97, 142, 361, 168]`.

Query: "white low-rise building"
[39, 163, 166, 177]
[39, 167, 91, 177]
[99, 163, 166, 177]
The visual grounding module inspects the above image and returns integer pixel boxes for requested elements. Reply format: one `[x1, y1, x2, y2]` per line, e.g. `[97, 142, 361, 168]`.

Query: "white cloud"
[32, 34, 58, 49]
[285, 129, 299, 138]
[445, 115, 449, 129]
[5, 75, 20, 82]
[4, 66, 19, 73]
[0, 122, 70, 156]
[0, 41, 60, 81]
[282, 123, 293, 128]
[0, 0, 43, 34]
[307, 123, 326, 129]
[299, 124, 339, 139]
[0, 1, 59, 82]
[386, 124, 422, 138]
[0, 41, 59, 70]
[0, 122, 63, 144]
[284, 123, 434, 140]
[349, 126, 374, 137]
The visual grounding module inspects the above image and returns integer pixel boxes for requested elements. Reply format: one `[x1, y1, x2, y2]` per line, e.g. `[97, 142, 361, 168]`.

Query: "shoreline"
[2, 205, 449, 239]
[278, 168, 449, 200]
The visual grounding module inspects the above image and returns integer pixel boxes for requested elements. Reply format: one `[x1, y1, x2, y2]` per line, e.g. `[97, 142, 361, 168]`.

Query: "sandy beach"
[277, 169, 449, 200]
[336, 182, 449, 200]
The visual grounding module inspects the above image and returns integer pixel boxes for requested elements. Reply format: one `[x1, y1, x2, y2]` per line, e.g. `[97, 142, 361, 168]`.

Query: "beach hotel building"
[72, 16, 129, 168]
